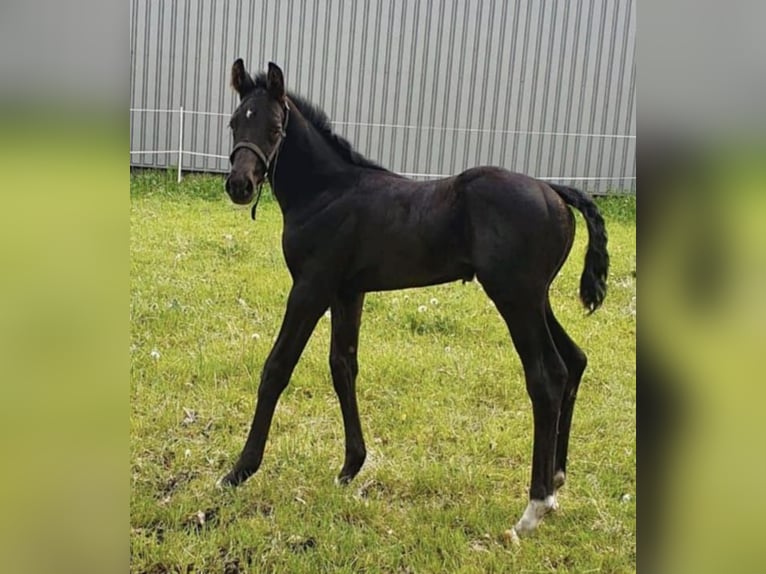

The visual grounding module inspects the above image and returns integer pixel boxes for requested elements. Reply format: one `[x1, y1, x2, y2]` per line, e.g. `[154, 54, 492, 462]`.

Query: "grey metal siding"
[130, 0, 636, 194]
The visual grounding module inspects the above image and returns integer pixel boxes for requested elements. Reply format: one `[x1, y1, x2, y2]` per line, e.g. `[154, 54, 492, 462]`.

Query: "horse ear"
[266, 62, 285, 101]
[231, 58, 255, 98]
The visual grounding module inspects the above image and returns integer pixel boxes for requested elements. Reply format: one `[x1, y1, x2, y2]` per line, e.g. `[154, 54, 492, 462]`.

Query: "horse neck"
[269, 105, 350, 213]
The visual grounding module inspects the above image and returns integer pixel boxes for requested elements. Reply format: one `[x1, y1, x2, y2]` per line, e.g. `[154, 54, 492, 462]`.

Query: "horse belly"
[345, 248, 474, 292]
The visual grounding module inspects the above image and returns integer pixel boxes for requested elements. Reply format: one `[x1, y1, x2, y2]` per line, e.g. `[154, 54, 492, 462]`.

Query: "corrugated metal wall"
[130, 0, 636, 194]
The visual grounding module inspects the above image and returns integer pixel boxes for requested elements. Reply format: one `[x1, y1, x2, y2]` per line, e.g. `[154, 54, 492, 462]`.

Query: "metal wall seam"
[534, 0, 557, 181]
[608, 0, 632, 195]
[202, 1, 216, 172]
[306, 0, 319, 103]
[129, 0, 138, 155]
[582, 0, 607, 193]
[364, 0, 384, 161]
[510, 3, 532, 172]
[139, 0, 150, 166]
[447, 0, 471, 175]
[412, 0, 435, 175]
[558, 0, 582, 188]
[379, 1, 396, 165]
[624, 61, 636, 194]
[461, 0, 483, 172]
[424, 0, 447, 174]
[596, 0, 621, 192]
[214, 1, 230, 172]
[436, 0, 458, 175]
[497, 1, 522, 171]
[388, 1, 407, 171]
[474, 0, 496, 169]
[570, 0, 594, 190]
[486, 0, 509, 167]
[153, 1, 164, 169]
[400, 0, 421, 174]
[164, 0, 178, 168]
[352, 0, 368, 148]
[525, 1, 546, 176]
[546, 0, 571, 181]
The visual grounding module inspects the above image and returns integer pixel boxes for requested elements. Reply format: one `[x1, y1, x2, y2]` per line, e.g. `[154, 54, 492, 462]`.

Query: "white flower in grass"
[251, 333, 261, 340]
[417, 305, 427, 313]
[429, 297, 439, 306]
[150, 349, 161, 360]
[445, 346, 451, 353]
[324, 310, 331, 319]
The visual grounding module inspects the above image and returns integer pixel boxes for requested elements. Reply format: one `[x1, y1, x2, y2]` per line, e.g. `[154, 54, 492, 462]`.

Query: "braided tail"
[548, 183, 610, 313]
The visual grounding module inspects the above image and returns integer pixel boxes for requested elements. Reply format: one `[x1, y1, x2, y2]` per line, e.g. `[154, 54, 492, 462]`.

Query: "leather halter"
[229, 101, 290, 220]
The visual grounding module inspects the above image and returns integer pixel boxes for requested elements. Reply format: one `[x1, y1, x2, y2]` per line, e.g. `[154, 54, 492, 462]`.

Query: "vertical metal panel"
[130, 0, 636, 194]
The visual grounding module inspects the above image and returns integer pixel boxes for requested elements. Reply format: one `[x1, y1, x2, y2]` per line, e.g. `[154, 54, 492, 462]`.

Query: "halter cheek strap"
[228, 102, 291, 220]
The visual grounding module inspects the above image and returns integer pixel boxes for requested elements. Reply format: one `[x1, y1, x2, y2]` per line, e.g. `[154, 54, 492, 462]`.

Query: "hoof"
[513, 496, 557, 536]
[335, 474, 353, 486]
[216, 474, 238, 489]
[216, 468, 250, 488]
[502, 528, 521, 546]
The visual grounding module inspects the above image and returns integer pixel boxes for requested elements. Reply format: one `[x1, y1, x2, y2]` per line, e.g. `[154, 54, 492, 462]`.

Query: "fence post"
[177, 106, 184, 183]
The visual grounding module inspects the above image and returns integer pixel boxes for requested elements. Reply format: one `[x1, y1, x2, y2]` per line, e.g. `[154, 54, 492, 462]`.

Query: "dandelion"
[430, 297, 439, 306]
[150, 349, 161, 360]
[417, 305, 427, 313]
[182, 407, 196, 425]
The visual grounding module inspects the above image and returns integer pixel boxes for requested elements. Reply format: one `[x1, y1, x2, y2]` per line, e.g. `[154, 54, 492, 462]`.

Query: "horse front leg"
[219, 282, 329, 487]
[329, 292, 366, 484]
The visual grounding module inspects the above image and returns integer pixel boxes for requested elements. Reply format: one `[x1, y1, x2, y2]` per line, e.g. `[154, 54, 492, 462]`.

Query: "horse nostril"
[225, 174, 254, 201]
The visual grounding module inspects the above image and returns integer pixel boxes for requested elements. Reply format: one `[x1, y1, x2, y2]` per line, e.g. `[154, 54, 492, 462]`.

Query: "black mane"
[253, 73, 387, 172]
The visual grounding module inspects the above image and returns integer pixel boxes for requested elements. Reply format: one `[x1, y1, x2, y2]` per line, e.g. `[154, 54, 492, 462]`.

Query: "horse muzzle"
[225, 173, 255, 205]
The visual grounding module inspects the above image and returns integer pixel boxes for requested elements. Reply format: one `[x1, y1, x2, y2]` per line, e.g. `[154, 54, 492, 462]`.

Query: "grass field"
[130, 170, 636, 573]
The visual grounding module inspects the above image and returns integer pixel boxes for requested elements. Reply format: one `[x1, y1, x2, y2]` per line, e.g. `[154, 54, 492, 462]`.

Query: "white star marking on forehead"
[246, 109, 253, 119]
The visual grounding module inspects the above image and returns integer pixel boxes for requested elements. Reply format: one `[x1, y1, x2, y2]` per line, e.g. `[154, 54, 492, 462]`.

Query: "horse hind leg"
[480, 279, 568, 538]
[329, 293, 367, 484]
[546, 303, 588, 496]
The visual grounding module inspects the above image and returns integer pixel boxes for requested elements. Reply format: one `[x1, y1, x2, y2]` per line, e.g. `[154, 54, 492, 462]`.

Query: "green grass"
[131, 171, 636, 573]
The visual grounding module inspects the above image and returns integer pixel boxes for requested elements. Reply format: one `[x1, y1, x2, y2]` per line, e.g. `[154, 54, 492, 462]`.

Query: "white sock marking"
[513, 496, 556, 537]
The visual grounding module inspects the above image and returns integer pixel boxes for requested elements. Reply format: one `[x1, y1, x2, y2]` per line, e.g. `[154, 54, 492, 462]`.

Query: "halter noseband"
[229, 101, 290, 220]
